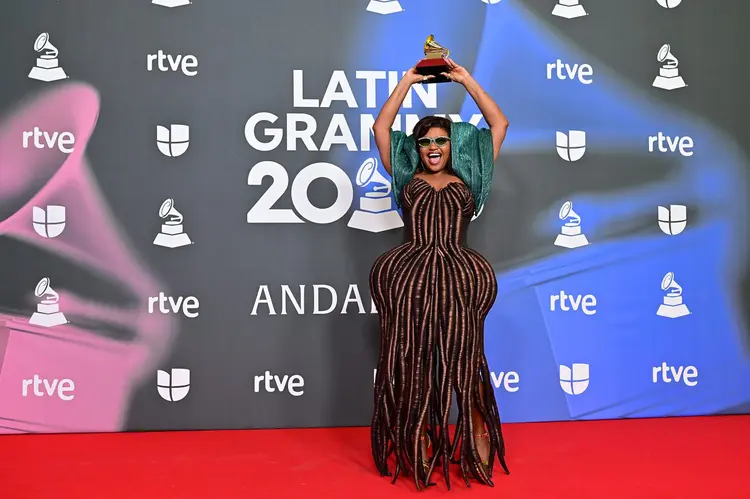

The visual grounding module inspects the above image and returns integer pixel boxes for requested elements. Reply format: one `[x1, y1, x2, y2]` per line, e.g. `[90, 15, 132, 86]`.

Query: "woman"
[369, 58, 510, 491]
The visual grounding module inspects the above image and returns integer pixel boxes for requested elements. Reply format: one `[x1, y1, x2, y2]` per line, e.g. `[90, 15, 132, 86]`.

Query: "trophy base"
[415, 58, 451, 84]
[28, 67, 68, 82]
[29, 312, 68, 327]
[347, 210, 404, 233]
[657, 304, 690, 318]
[653, 76, 686, 90]
[552, 4, 588, 19]
[153, 232, 192, 248]
[554, 234, 589, 249]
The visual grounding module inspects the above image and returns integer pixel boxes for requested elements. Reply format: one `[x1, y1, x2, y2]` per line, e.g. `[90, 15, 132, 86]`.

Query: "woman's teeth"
[428, 153, 441, 165]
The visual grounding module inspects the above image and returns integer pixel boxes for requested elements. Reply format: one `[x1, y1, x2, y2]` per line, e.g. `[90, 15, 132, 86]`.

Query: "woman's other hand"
[403, 65, 436, 85]
[440, 58, 472, 85]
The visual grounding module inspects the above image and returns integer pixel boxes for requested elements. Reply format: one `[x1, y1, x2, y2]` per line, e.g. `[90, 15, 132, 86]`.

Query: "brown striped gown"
[369, 176, 509, 490]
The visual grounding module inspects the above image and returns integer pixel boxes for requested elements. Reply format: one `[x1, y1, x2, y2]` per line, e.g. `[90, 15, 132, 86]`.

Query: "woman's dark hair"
[413, 115, 451, 140]
[413, 115, 452, 171]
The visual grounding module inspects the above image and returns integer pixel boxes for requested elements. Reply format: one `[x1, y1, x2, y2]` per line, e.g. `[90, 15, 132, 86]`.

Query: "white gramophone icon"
[366, 0, 403, 15]
[152, 0, 191, 7]
[653, 44, 687, 91]
[28, 277, 68, 327]
[656, 272, 690, 318]
[552, 0, 588, 19]
[554, 200, 590, 249]
[347, 157, 404, 233]
[28, 33, 68, 83]
[153, 198, 192, 248]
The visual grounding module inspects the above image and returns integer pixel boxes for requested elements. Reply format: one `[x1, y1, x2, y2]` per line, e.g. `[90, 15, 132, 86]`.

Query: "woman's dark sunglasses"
[417, 136, 451, 148]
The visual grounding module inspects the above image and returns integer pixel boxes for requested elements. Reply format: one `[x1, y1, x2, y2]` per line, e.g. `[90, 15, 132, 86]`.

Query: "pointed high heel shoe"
[474, 431, 490, 467]
[472, 431, 494, 484]
[419, 434, 431, 472]
[419, 435, 437, 487]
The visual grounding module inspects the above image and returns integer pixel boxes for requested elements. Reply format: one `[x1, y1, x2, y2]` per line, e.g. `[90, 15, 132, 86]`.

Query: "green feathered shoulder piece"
[389, 121, 495, 216]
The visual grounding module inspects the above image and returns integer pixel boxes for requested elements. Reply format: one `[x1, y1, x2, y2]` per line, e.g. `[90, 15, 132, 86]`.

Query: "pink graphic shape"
[0, 83, 176, 433]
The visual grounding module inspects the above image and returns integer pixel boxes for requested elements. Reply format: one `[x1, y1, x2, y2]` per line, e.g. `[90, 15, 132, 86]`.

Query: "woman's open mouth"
[427, 152, 442, 166]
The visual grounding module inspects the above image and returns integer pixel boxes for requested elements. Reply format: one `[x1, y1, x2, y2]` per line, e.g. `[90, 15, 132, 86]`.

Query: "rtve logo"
[546, 59, 594, 84]
[490, 371, 520, 392]
[372, 369, 518, 391]
[147, 50, 198, 76]
[648, 133, 694, 157]
[560, 363, 589, 395]
[22, 375, 75, 401]
[556, 130, 586, 162]
[148, 292, 200, 318]
[157, 368, 190, 402]
[549, 291, 597, 315]
[22, 127, 75, 153]
[652, 362, 698, 386]
[254, 371, 305, 397]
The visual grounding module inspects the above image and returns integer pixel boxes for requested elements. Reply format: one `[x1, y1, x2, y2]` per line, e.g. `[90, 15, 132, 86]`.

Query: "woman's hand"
[403, 65, 435, 85]
[440, 58, 472, 85]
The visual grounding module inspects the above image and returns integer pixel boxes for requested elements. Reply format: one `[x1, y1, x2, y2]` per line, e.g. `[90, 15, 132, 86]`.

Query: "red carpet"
[1, 416, 746, 498]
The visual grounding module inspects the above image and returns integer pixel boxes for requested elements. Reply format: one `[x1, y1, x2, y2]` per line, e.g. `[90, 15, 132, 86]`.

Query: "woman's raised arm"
[441, 58, 509, 161]
[372, 67, 434, 175]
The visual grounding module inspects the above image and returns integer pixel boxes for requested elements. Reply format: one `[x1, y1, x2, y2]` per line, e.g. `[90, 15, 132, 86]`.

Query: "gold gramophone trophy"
[415, 35, 451, 84]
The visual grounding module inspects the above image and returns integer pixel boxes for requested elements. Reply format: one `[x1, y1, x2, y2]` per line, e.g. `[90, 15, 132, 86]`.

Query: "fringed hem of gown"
[370, 317, 510, 489]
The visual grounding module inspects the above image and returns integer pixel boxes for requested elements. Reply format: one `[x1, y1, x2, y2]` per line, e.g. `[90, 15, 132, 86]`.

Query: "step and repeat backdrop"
[0, 0, 748, 434]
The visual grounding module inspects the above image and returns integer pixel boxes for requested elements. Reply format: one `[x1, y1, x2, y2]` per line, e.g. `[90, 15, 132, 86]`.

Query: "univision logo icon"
[157, 124, 190, 157]
[658, 205, 687, 235]
[32, 205, 66, 238]
[556, 130, 586, 161]
[157, 368, 190, 402]
[656, 0, 682, 8]
[559, 363, 589, 395]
